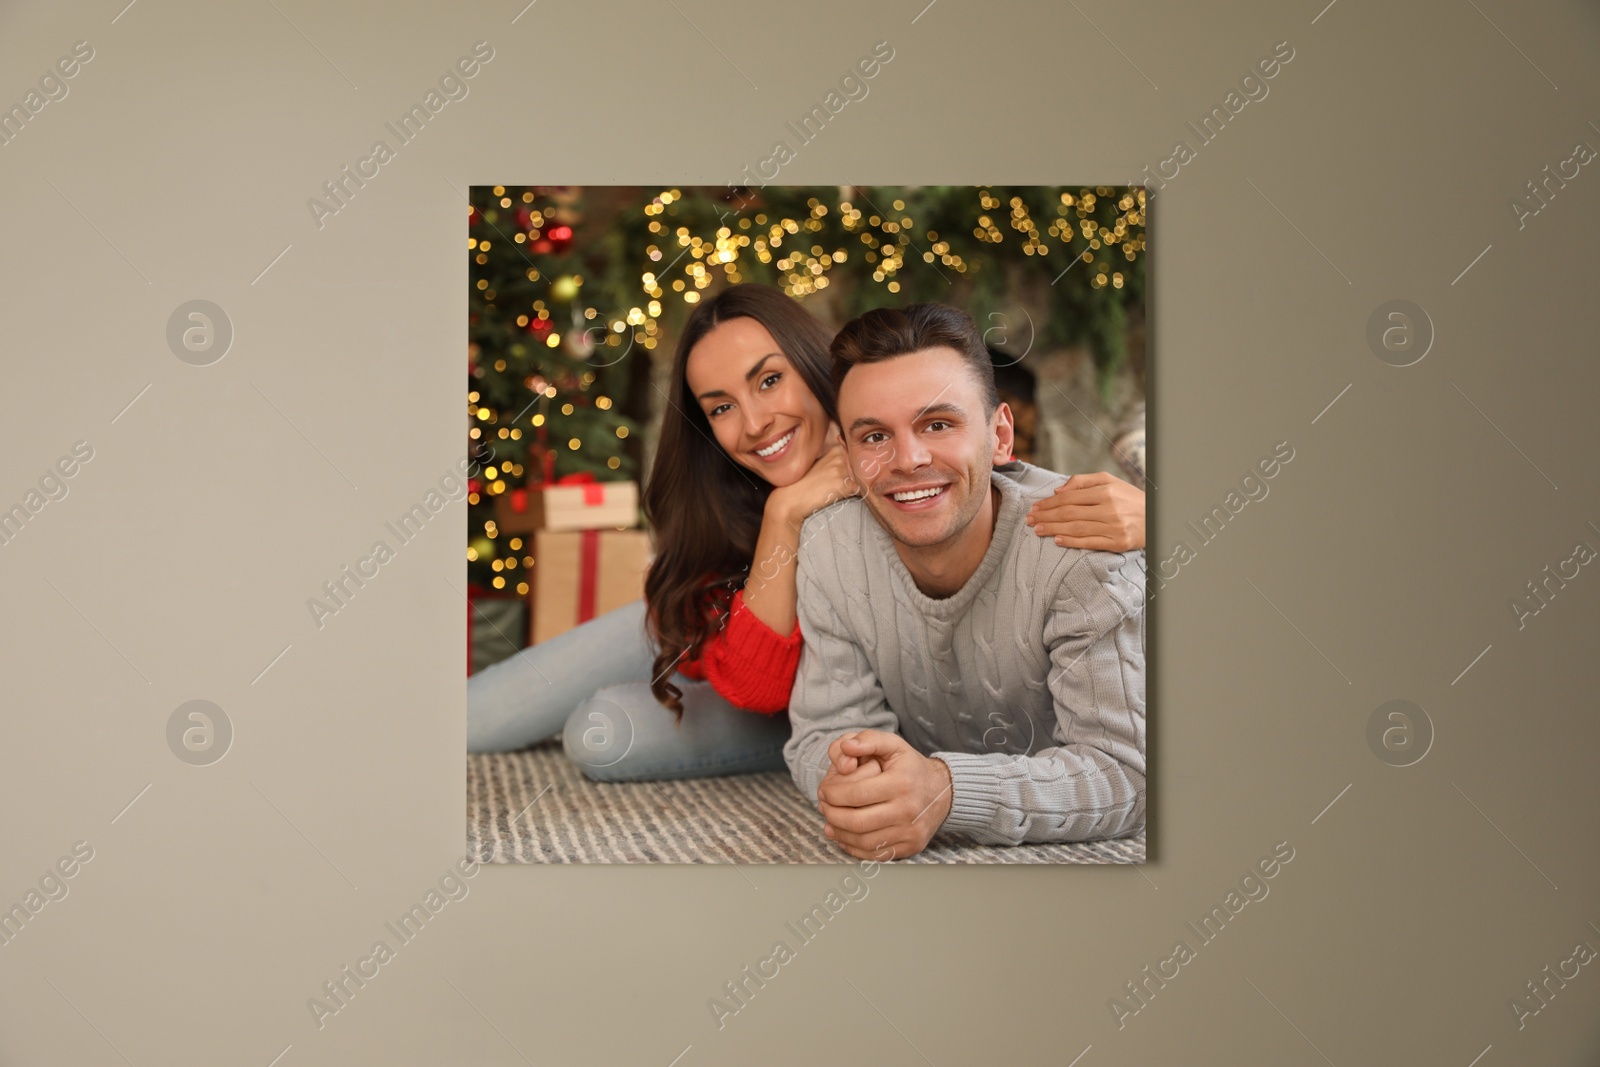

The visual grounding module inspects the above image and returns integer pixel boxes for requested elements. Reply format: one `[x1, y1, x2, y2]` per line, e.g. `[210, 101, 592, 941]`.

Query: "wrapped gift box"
[495, 475, 638, 535]
[530, 529, 652, 644]
[467, 587, 527, 675]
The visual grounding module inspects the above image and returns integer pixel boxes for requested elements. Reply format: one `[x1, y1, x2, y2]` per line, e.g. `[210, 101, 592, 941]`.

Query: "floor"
[467, 741, 1146, 865]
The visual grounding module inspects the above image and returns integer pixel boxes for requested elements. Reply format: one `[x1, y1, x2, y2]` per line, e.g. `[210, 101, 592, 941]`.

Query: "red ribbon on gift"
[563, 476, 604, 508]
[521, 471, 607, 506]
[554, 471, 604, 506]
[577, 529, 600, 623]
[510, 471, 611, 515]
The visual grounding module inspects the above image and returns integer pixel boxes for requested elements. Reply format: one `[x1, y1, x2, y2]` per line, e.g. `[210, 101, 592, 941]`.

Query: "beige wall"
[1, 2, 1597, 1064]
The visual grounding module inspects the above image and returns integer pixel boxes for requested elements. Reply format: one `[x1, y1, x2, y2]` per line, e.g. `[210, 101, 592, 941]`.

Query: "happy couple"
[467, 283, 1146, 858]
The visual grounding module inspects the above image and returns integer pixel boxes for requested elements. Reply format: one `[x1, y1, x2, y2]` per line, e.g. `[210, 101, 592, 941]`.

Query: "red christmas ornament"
[515, 205, 533, 231]
[468, 205, 480, 226]
[468, 479, 481, 495]
[531, 238, 553, 254]
[547, 224, 573, 252]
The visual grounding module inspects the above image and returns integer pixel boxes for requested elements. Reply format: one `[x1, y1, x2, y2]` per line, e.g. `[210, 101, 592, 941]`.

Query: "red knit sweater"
[676, 589, 802, 714]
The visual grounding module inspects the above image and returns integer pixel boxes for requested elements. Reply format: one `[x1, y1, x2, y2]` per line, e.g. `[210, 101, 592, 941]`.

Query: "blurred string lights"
[466, 184, 1146, 586]
[628, 186, 1145, 302]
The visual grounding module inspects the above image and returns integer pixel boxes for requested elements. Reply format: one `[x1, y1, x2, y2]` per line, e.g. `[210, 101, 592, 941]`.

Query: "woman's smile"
[752, 425, 799, 462]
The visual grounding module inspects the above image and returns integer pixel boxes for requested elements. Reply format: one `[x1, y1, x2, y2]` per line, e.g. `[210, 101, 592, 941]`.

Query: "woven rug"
[467, 741, 1145, 865]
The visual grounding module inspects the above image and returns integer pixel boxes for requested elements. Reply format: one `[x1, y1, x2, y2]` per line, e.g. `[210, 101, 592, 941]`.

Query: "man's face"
[837, 346, 1013, 549]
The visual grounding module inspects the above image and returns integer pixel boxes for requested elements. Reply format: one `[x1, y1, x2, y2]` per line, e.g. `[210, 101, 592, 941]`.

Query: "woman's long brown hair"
[643, 284, 838, 717]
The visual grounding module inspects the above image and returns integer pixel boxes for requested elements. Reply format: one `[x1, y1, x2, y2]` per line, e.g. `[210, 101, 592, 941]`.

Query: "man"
[783, 303, 1146, 860]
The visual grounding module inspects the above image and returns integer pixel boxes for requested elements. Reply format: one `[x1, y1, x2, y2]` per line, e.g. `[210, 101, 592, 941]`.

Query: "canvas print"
[464, 184, 1149, 864]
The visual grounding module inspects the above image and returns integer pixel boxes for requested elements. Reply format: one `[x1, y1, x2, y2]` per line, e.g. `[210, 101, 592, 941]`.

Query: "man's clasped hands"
[816, 730, 956, 861]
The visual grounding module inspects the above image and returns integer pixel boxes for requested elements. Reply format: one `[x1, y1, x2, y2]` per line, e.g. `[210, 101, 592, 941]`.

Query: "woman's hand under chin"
[1025, 470, 1145, 552]
[767, 422, 860, 533]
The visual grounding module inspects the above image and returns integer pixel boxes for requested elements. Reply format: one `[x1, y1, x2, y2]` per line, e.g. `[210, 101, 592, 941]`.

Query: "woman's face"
[684, 316, 830, 488]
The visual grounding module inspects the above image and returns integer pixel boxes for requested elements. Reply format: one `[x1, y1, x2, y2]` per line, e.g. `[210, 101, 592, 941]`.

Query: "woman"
[466, 284, 1146, 781]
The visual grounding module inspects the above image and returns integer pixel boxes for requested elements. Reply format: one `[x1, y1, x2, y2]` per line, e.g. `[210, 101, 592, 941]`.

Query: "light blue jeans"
[466, 599, 791, 782]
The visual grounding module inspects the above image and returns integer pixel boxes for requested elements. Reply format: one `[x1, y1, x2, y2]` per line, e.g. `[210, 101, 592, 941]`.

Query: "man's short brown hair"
[829, 303, 1000, 412]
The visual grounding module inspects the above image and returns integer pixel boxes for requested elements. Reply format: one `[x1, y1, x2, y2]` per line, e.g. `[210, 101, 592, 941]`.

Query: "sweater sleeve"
[782, 543, 901, 807]
[696, 589, 804, 714]
[933, 550, 1147, 845]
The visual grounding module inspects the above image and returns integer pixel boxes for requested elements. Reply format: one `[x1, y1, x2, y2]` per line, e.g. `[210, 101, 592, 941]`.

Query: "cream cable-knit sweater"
[783, 462, 1146, 846]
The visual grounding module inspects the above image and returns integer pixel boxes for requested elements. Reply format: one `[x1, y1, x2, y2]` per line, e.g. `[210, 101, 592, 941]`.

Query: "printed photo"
[464, 184, 1149, 864]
